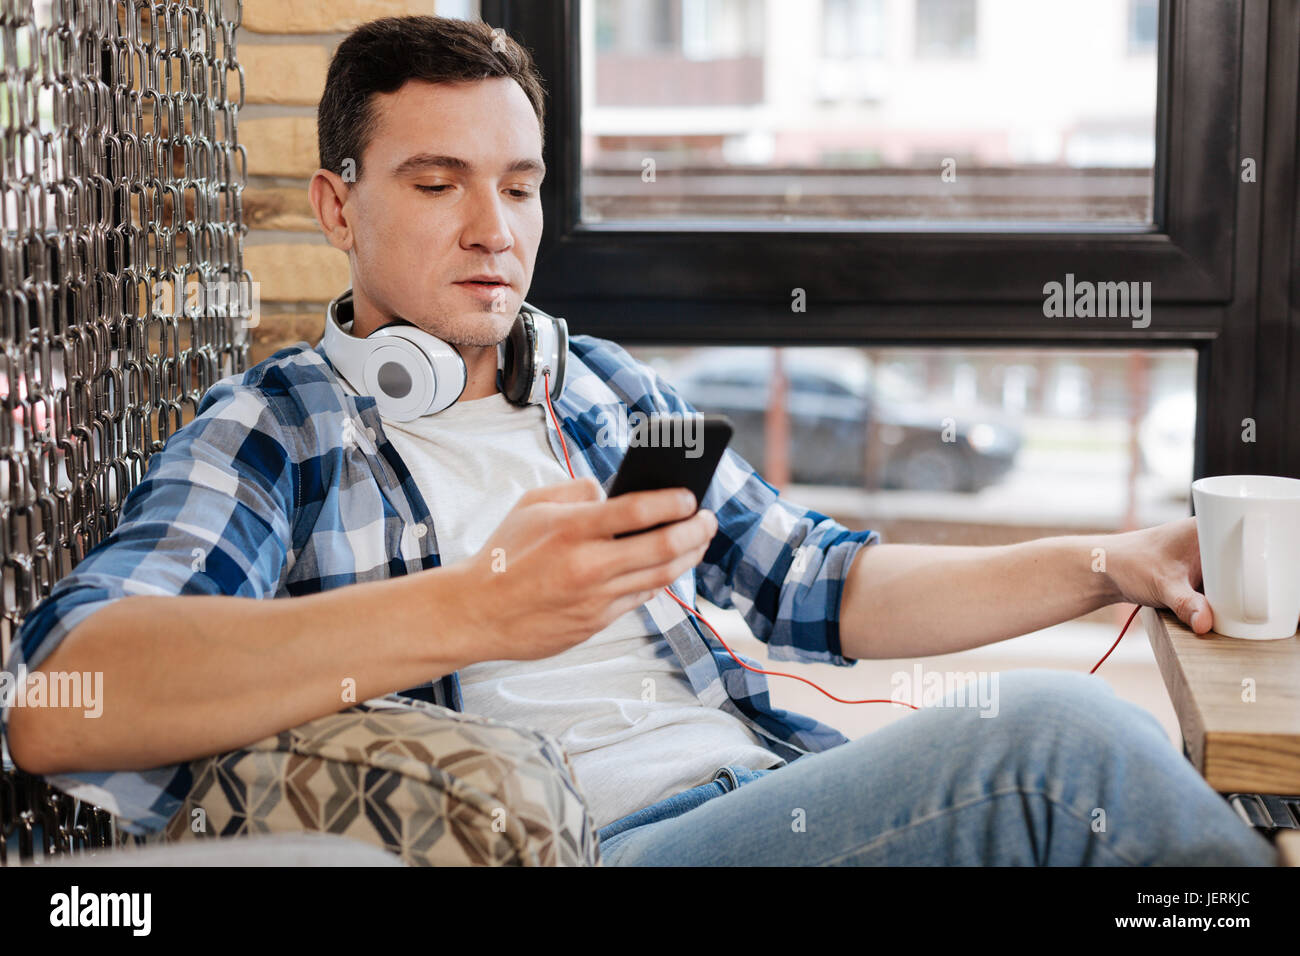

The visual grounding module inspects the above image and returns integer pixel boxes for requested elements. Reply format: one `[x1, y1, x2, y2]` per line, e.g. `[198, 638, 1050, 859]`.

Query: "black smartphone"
[608, 413, 733, 538]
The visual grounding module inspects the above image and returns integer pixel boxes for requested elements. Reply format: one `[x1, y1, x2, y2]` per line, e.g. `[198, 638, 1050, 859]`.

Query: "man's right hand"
[446, 476, 717, 663]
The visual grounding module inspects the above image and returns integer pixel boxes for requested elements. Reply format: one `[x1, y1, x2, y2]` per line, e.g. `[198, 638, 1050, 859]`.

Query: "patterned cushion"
[148, 695, 601, 866]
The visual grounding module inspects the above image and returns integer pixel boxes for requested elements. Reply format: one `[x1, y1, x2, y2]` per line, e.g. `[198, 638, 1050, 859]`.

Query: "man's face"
[340, 76, 544, 347]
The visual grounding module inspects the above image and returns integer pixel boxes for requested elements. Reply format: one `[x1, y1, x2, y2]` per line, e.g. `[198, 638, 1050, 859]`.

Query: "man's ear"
[309, 168, 354, 252]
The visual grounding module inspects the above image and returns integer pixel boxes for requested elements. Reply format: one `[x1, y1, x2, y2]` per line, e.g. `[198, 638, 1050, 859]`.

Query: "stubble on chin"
[425, 307, 515, 348]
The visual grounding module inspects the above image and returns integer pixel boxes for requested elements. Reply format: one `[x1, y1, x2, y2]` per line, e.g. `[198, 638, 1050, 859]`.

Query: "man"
[2, 15, 1277, 866]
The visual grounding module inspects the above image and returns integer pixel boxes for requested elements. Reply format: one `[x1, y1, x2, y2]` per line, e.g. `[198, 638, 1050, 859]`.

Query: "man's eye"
[507, 189, 534, 199]
[416, 184, 450, 194]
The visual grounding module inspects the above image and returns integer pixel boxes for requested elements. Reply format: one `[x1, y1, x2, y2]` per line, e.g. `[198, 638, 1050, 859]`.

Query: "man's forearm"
[6, 565, 479, 776]
[838, 535, 1121, 660]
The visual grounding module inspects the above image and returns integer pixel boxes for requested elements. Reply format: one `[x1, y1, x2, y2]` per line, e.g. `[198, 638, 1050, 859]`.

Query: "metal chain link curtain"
[0, 0, 247, 863]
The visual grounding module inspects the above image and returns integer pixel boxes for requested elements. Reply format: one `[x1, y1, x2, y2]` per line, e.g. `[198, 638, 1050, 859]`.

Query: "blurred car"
[1138, 390, 1195, 497]
[663, 348, 1021, 493]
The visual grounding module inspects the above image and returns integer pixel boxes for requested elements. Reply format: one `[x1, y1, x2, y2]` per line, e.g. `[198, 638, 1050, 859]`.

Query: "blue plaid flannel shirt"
[1, 329, 880, 834]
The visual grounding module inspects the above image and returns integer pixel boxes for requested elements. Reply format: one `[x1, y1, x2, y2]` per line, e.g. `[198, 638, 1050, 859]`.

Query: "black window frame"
[485, 0, 1300, 480]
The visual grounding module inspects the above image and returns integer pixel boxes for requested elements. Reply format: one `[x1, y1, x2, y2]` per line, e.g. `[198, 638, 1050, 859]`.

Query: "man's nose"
[459, 187, 513, 253]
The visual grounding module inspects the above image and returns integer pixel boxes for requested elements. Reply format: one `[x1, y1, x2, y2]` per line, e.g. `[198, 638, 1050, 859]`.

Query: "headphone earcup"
[498, 311, 536, 405]
[361, 326, 466, 420]
[549, 316, 567, 403]
[322, 288, 467, 420]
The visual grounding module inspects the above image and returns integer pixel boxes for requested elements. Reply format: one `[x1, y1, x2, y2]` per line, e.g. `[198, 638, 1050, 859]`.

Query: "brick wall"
[238, 0, 448, 365]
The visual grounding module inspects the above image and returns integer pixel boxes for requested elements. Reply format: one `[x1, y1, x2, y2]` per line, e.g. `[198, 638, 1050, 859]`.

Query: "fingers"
[603, 538, 712, 597]
[588, 487, 700, 540]
[520, 475, 603, 506]
[523, 484, 706, 548]
[507, 482, 715, 626]
[596, 506, 716, 580]
[1168, 585, 1213, 634]
[603, 587, 666, 622]
[1191, 597, 1213, 634]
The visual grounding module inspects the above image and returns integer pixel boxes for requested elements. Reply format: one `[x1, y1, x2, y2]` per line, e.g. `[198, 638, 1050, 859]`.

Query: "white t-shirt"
[336, 375, 783, 829]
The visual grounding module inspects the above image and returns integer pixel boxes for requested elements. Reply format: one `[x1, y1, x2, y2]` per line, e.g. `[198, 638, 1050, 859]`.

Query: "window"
[819, 0, 888, 103]
[629, 343, 1197, 523]
[496, 0, 1298, 525]
[793, 373, 859, 398]
[682, 0, 764, 60]
[435, 0, 482, 20]
[579, 0, 1158, 224]
[914, 0, 977, 59]
[1128, 0, 1158, 54]
[596, 0, 676, 52]
[822, 0, 887, 60]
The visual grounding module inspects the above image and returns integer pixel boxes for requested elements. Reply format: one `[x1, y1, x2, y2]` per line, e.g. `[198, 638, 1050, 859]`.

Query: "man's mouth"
[455, 278, 513, 303]
[456, 275, 510, 287]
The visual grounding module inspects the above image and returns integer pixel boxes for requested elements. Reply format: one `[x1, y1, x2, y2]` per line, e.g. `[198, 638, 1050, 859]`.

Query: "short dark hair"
[317, 15, 547, 181]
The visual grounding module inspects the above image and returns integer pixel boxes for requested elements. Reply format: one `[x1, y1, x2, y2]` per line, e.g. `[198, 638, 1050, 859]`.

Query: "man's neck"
[458, 351, 503, 401]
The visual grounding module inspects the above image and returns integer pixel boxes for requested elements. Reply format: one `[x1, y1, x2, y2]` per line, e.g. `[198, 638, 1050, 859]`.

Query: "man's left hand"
[1102, 516, 1213, 634]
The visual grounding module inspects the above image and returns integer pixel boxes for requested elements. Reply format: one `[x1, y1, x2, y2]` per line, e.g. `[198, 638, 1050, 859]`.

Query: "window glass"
[628, 343, 1196, 527]
[580, 0, 1159, 224]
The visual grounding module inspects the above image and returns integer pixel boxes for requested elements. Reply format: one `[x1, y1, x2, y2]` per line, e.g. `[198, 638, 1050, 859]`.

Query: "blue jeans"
[596, 669, 1279, 866]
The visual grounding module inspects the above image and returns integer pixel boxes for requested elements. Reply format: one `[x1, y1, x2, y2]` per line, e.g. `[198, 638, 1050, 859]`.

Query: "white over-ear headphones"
[321, 287, 568, 421]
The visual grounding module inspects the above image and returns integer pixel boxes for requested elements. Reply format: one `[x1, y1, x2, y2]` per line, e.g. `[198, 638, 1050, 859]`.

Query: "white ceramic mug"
[1191, 474, 1300, 639]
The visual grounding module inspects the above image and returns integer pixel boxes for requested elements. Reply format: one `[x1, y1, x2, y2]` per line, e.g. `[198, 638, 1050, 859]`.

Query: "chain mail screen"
[1, 0, 248, 863]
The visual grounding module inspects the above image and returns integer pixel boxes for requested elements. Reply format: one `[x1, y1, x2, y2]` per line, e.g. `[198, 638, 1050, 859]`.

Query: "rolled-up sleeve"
[1, 379, 296, 833]
[605, 343, 881, 667]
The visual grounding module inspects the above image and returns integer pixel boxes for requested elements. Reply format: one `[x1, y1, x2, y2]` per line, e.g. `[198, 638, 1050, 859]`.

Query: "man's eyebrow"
[391, 153, 546, 178]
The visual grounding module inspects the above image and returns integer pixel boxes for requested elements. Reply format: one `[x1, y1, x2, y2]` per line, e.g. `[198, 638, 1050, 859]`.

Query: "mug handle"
[1241, 512, 1269, 622]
